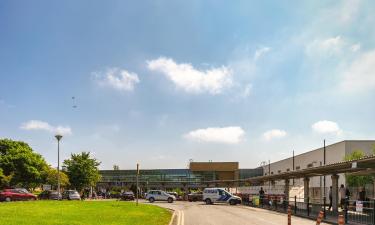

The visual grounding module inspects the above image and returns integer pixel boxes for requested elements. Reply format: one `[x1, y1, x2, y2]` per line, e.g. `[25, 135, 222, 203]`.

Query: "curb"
[168, 210, 184, 225]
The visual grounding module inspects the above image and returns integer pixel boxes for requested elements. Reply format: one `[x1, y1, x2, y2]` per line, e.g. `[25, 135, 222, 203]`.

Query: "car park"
[145, 190, 176, 203]
[120, 191, 135, 201]
[203, 188, 241, 205]
[38, 190, 61, 200]
[188, 191, 203, 202]
[0, 188, 37, 202]
[62, 190, 81, 200]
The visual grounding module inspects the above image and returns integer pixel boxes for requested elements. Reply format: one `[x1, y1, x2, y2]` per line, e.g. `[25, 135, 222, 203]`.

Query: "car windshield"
[17, 188, 29, 194]
[69, 191, 78, 194]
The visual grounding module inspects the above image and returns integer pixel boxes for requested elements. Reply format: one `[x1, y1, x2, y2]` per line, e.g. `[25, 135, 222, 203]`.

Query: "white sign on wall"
[356, 201, 363, 212]
[43, 184, 51, 191]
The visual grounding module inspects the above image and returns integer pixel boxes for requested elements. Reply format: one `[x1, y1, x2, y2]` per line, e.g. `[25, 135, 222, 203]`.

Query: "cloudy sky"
[1, 0, 374, 169]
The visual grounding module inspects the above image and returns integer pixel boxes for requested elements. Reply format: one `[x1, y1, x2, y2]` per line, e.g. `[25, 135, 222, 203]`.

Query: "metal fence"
[241, 194, 375, 225]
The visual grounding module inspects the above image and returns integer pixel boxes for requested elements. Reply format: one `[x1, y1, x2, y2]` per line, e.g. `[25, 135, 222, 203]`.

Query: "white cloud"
[312, 120, 342, 135]
[351, 43, 361, 52]
[93, 67, 140, 92]
[241, 83, 252, 98]
[337, 0, 361, 24]
[306, 36, 345, 56]
[340, 50, 375, 92]
[263, 129, 287, 141]
[184, 126, 245, 144]
[147, 57, 233, 95]
[254, 47, 271, 61]
[21, 120, 72, 135]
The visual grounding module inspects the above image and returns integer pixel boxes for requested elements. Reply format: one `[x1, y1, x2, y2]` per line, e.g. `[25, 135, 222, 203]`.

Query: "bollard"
[287, 205, 291, 225]
[338, 214, 345, 225]
[315, 210, 324, 225]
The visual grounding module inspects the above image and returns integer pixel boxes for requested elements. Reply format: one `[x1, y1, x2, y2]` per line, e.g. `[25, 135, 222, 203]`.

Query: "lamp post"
[55, 134, 63, 200]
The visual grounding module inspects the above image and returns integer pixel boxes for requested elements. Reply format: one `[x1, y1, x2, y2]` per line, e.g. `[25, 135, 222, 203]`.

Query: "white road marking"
[180, 210, 184, 225]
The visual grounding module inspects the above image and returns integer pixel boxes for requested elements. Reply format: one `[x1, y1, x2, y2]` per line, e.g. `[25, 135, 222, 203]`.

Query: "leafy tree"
[45, 167, 70, 189]
[0, 139, 49, 189]
[344, 150, 373, 187]
[63, 152, 101, 192]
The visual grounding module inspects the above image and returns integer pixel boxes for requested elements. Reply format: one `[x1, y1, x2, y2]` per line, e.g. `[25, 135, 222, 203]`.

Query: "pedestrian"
[358, 187, 366, 201]
[339, 184, 346, 209]
[328, 186, 332, 211]
[259, 187, 265, 205]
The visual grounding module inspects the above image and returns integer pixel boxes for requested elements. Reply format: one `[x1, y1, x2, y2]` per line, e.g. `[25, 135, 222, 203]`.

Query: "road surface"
[145, 201, 329, 225]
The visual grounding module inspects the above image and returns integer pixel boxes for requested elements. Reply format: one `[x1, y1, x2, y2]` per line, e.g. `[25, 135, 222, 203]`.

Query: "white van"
[203, 188, 241, 205]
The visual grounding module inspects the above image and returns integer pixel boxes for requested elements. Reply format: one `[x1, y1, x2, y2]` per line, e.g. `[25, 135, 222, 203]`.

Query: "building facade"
[98, 162, 263, 190]
[262, 140, 375, 198]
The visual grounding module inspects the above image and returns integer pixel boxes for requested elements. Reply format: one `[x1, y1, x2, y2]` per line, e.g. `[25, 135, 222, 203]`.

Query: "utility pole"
[293, 150, 295, 186]
[55, 134, 63, 200]
[136, 163, 139, 206]
[268, 160, 271, 188]
[323, 140, 326, 199]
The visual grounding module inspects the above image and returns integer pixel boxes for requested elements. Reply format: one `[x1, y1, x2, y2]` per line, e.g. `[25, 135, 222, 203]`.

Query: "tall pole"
[293, 150, 295, 186]
[136, 163, 139, 206]
[323, 139, 326, 199]
[55, 135, 63, 200]
[268, 160, 271, 188]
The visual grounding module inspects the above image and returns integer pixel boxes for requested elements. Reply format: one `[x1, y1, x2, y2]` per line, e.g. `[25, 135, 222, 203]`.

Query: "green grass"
[0, 200, 172, 225]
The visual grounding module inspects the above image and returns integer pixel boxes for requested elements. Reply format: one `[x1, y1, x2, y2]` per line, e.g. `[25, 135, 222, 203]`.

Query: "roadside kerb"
[168, 209, 184, 225]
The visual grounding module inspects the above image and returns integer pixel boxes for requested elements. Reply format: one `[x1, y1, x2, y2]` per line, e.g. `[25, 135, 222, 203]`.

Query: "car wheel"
[5, 197, 11, 202]
[229, 199, 237, 205]
[30, 197, 36, 201]
[149, 197, 155, 203]
[188, 199, 192, 202]
[167, 197, 173, 203]
[205, 198, 212, 205]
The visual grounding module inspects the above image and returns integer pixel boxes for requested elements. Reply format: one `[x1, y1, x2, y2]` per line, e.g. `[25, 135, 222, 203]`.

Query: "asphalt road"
[145, 201, 329, 225]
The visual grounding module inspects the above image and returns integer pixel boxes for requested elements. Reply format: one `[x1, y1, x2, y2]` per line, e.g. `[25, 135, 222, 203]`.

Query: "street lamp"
[55, 134, 63, 200]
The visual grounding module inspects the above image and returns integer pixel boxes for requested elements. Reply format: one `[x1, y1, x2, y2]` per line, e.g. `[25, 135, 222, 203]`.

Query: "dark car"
[188, 191, 203, 202]
[120, 191, 135, 201]
[38, 190, 61, 200]
[0, 188, 37, 202]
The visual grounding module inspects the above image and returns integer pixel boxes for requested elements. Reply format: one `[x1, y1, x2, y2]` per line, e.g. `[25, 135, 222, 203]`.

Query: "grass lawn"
[0, 200, 172, 225]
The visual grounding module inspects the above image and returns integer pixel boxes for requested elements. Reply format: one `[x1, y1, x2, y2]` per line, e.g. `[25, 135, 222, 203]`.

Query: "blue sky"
[1, 0, 374, 169]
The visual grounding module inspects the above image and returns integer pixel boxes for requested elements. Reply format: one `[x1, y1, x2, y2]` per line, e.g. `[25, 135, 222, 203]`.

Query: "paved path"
[145, 201, 329, 225]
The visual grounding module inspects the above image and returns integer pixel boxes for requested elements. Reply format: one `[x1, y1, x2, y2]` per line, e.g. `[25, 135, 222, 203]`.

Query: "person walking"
[358, 187, 366, 201]
[259, 187, 265, 205]
[339, 184, 346, 209]
[328, 186, 333, 211]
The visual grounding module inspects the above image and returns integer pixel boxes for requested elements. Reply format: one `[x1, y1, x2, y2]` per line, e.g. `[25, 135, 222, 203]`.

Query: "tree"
[0, 139, 49, 189]
[63, 152, 101, 192]
[344, 150, 373, 187]
[45, 167, 70, 189]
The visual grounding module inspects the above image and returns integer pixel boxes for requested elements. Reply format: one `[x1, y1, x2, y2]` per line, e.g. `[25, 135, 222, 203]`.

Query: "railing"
[345, 199, 375, 225]
[243, 194, 375, 225]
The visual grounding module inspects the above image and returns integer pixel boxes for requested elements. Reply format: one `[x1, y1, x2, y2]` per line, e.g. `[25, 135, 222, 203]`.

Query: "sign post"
[136, 163, 139, 206]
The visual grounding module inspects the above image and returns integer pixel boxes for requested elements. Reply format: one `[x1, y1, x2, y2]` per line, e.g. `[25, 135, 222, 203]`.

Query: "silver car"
[145, 190, 176, 203]
[63, 190, 81, 200]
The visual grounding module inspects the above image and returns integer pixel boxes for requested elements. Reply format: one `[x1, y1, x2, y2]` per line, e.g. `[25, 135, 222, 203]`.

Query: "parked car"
[203, 188, 241, 205]
[145, 190, 176, 203]
[0, 188, 37, 202]
[188, 191, 203, 202]
[62, 190, 81, 200]
[120, 191, 135, 201]
[167, 192, 179, 200]
[38, 190, 61, 200]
